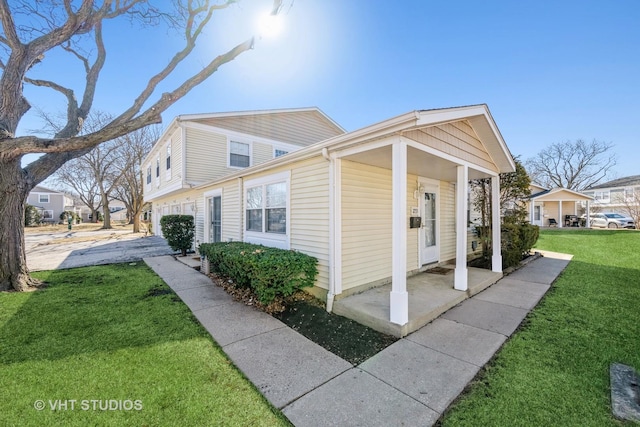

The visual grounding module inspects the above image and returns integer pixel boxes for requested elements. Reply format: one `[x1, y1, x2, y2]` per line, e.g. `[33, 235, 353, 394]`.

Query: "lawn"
[441, 229, 640, 426]
[0, 263, 289, 427]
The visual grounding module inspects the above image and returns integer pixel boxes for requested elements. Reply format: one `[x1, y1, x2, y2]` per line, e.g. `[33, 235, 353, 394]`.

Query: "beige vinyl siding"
[440, 180, 456, 261]
[407, 174, 419, 271]
[341, 161, 392, 291]
[221, 180, 241, 242]
[185, 128, 228, 183]
[290, 157, 331, 290]
[193, 110, 343, 147]
[253, 142, 273, 167]
[403, 120, 497, 172]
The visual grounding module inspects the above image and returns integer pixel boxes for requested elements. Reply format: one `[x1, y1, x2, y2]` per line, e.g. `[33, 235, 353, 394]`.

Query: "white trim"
[454, 165, 469, 291]
[390, 139, 408, 326]
[228, 139, 252, 169]
[491, 176, 502, 272]
[181, 125, 187, 182]
[203, 188, 223, 244]
[418, 177, 440, 265]
[404, 137, 500, 176]
[38, 194, 50, 203]
[144, 181, 190, 201]
[333, 137, 393, 158]
[333, 156, 343, 296]
[243, 171, 291, 250]
[42, 209, 54, 220]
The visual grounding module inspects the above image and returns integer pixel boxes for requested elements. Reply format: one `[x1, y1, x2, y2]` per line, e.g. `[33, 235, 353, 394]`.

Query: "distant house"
[142, 105, 515, 334]
[526, 184, 593, 227]
[26, 186, 78, 224]
[582, 175, 640, 215]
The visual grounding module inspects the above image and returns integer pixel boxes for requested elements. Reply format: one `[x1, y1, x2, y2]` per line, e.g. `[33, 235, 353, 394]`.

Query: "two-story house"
[143, 104, 517, 336]
[582, 175, 640, 215]
[26, 185, 78, 224]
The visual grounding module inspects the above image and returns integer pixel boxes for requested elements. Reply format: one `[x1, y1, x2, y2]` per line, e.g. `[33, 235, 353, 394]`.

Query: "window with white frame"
[166, 143, 171, 170]
[625, 187, 637, 201]
[229, 141, 250, 168]
[274, 149, 288, 158]
[594, 190, 610, 202]
[245, 173, 289, 242]
[156, 157, 160, 177]
[38, 194, 50, 203]
[146, 166, 151, 185]
[42, 210, 53, 220]
[171, 204, 181, 214]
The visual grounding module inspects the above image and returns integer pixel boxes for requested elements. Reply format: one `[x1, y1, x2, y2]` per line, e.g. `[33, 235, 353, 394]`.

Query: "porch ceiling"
[342, 145, 491, 181]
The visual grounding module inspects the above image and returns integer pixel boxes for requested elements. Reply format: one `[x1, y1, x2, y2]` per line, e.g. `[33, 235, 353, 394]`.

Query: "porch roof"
[530, 187, 593, 202]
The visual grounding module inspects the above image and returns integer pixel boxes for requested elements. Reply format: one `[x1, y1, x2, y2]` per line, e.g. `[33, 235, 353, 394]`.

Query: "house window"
[166, 143, 171, 170]
[274, 149, 288, 158]
[171, 204, 181, 214]
[625, 187, 636, 201]
[230, 141, 250, 168]
[245, 172, 290, 244]
[156, 157, 160, 178]
[42, 210, 53, 220]
[146, 166, 151, 184]
[594, 190, 610, 202]
[39, 194, 50, 203]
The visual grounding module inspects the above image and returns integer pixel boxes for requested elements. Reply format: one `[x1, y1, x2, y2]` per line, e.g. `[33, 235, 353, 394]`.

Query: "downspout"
[322, 147, 336, 312]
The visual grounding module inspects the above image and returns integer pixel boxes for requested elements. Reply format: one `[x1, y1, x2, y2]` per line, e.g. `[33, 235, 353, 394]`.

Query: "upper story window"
[38, 194, 50, 203]
[146, 166, 151, 185]
[156, 157, 160, 178]
[625, 187, 637, 201]
[230, 141, 250, 168]
[274, 149, 288, 158]
[166, 143, 171, 170]
[594, 190, 610, 202]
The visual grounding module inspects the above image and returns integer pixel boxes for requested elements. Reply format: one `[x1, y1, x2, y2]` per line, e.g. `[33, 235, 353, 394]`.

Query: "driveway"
[26, 228, 176, 271]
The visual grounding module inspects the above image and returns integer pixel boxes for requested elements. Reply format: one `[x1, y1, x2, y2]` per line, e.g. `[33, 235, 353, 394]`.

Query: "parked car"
[584, 213, 635, 229]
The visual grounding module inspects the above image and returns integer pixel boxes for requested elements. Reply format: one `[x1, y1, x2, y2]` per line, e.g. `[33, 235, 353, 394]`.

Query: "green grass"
[441, 229, 640, 426]
[0, 263, 289, 427]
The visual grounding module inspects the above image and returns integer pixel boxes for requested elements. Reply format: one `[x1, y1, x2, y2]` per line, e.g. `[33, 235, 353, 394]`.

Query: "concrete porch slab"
[333, 267, 502, 337]
[282, 368, 439, 427]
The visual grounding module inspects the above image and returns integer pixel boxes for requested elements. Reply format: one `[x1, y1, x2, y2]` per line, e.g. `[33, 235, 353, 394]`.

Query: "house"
[582, 175, 640, 216]
[142, 105, 515, 335]
[527, 184, 593, 227]
[26, 185, 78, 223]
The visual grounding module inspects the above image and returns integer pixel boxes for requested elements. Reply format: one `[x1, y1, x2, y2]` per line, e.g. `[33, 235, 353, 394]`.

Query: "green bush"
[160, 215, 195, 256]
[199, 242, 318, 304]
[24, 204, 42, 226]
[501, 223, 540, 269]
[59, 210, 79, 223]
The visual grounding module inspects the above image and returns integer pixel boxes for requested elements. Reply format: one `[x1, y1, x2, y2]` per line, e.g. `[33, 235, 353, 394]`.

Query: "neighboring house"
[582, 175, 640, 216]
[143, 105, 515, 330]
[527, 184, 593, 227]
[26, 185, 78, 224]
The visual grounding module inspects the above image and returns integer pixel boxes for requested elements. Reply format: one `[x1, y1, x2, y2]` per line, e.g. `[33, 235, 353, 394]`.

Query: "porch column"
[390, 139, 408, 325]
[454, 165, 468, 291]
[586, 201, 590, 227]
[491, 175, 502, 272]
[558, 202, 562, 228]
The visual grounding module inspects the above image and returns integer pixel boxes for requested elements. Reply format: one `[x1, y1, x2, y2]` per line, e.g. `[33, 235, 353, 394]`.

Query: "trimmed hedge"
[199, 242, 318, 304]
[475, 223, 540, 269]
[160, 215, 195, 256]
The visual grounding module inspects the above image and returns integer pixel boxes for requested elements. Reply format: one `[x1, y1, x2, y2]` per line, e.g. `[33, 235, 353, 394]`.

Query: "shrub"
[160, 215, 195, 256]
[24, 204, 42, 226]
[501, 223, 540, 269]
[199, 242, 318, 304]
[59, 210, 79, 223]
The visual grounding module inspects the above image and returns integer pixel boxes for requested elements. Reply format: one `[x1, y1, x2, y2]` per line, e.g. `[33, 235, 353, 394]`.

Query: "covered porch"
[323, 106, 515, 337]
[333, 265, 502, 337]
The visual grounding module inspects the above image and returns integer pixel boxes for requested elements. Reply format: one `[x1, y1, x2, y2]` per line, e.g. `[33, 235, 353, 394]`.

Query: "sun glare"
[257, 13, 284, 38]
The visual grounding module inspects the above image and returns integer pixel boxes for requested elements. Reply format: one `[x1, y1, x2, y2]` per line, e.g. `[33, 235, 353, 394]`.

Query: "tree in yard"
[617, 187, 640, 230]
[111, 124, 158, 233]
[54, 156, 102, 223]
[0, 0, 285, 292]
[525, 139, 617, 191]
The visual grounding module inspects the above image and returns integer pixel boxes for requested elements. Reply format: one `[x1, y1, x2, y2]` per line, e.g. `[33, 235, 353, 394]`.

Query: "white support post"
[558, 202, 562, 228]
[390, 139, 408, 325]
[586, 201, 590, 228]
[454, 165, 468, 291]
[491, 175, 502, 273]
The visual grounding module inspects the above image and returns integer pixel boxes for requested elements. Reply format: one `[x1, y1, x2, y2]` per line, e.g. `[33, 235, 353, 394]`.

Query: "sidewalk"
[144, 253, 571, 426]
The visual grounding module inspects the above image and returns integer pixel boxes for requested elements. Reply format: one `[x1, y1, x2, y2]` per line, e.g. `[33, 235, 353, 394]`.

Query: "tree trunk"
[0, 158, 37, 291]
[132, 210, 141, 233]
[90, 208, 98, 223]
[101, 193, 112, 229]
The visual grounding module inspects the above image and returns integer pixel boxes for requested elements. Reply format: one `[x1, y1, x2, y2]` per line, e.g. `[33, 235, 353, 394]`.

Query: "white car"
[588, 213, 635, 229]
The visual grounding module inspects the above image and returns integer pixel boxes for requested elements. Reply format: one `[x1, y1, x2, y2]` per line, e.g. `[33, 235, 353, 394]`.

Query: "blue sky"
[18, 0, 640, 179]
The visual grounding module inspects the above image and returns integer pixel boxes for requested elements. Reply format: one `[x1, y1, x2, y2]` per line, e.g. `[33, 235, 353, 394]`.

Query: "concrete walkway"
[144, 252, 571, 426]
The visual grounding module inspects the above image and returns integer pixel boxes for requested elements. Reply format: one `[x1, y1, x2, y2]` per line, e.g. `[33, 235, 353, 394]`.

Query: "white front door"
[420, 182, 439, 265]
[533, 205, 543, 226]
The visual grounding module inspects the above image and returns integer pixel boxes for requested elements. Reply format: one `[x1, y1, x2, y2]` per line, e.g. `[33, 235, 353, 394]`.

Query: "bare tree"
[525, 139, 617, 191]
[617, 188, 640, 230]
[112, 124, 158, 233]
[0, 0, 285, 291]
[53, 157, 102, 223]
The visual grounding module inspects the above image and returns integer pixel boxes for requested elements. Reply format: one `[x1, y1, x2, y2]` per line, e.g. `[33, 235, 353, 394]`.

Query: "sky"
[17, 0, 640, 180]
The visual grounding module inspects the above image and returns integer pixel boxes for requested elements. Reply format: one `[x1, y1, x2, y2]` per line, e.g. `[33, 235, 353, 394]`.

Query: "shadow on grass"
[0, 263, 205, 365]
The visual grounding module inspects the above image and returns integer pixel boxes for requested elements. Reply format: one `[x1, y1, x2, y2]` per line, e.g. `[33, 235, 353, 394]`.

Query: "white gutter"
[322, 147, 335, 312]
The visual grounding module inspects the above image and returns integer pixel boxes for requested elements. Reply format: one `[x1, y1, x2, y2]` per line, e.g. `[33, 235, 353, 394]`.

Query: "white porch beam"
[491, 175, 503, 273]
[390, 139, 408, 325]
[558, 202, 562, 228]
[454, 165, 468, 291]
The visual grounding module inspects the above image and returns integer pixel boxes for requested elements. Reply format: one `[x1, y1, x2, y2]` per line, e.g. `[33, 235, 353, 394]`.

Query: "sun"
[257, 13, 284, 39]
